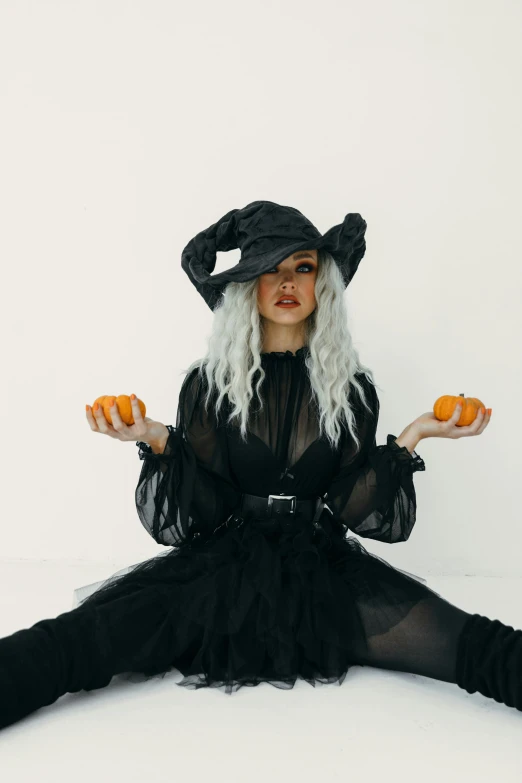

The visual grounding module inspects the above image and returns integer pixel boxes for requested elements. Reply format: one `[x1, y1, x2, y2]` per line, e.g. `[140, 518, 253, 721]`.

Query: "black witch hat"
[181, 200, 368, 311]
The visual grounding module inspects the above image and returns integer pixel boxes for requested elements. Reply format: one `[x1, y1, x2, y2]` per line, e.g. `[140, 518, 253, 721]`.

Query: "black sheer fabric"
[79, 345, 441, 693]
[134, 346, 425, 547]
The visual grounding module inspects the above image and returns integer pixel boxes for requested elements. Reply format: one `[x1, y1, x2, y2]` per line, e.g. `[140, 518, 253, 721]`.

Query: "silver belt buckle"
[267, 493, 296, 516]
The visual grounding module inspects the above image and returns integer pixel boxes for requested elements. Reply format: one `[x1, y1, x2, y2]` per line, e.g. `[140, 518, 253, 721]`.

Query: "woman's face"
[256, 250, 318, 324]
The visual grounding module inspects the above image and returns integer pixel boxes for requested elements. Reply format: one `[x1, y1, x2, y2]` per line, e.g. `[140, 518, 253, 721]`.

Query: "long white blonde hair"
[182, 249, 379, 452]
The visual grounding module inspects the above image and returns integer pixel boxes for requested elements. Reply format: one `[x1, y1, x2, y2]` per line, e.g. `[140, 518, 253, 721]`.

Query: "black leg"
[0, 585, 174, 730]
[0, 605, 113, 729]
[455, 613, 522, 710]
[350, 591, 471, 684]
[349, 582, 522, 712]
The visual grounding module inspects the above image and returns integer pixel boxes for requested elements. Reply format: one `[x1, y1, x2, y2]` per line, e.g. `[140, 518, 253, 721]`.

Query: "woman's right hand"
[86, 397, 166, 445]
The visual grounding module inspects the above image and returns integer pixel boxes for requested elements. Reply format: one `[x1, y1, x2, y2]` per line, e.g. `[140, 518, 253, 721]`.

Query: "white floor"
[0, 559, 521, 781]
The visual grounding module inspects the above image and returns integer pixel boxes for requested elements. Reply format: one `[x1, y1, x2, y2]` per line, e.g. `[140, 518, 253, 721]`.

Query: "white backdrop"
[0, 0, 520, 577]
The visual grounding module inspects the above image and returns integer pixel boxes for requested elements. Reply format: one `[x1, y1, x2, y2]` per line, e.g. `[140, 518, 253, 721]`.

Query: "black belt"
[236, 491, 330, 532]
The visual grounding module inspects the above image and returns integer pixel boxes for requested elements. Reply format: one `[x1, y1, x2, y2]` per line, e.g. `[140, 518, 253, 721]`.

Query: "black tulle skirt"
[78, 509, 435, 694]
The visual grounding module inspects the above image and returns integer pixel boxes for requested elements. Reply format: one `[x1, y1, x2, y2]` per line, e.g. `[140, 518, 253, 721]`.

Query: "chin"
[269, 311, 309, 325]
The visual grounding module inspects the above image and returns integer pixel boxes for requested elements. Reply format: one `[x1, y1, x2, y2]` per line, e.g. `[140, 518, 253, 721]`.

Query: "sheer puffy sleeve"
[326, 374, 426, 544]
[134, 367, 241, 548]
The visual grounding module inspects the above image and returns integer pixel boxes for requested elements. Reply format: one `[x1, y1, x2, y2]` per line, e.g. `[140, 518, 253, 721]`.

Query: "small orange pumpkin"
[93, 395, 108, 412]
[433, 394, 485, 426]
[92, 395, 146, 426]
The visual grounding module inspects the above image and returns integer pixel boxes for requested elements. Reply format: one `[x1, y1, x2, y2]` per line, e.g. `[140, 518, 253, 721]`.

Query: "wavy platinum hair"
[182, 250, 379, 452]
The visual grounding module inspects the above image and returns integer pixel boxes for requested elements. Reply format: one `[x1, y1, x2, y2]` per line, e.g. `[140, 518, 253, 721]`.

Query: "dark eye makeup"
[266, 263, 315, 274]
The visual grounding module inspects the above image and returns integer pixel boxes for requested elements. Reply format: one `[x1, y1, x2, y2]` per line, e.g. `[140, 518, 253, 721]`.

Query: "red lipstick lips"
[275, 295, 300, 307]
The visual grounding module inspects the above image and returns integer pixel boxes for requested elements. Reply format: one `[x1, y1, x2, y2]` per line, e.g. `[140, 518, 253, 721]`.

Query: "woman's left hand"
[411, 405, 492, 440]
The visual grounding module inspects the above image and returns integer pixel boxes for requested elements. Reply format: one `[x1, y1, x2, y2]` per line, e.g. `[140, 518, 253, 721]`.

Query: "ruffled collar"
[260, 345, 310, 359]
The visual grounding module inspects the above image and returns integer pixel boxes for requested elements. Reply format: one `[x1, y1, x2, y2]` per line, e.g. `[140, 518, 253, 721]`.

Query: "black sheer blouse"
[135, 347, 425, 548]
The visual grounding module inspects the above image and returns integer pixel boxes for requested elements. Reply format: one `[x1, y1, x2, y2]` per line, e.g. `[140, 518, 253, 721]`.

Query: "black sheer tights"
[350, 591, 472, 685]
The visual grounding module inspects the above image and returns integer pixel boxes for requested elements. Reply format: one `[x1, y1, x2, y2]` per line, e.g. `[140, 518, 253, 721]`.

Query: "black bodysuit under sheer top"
[135, 346, 425, 548]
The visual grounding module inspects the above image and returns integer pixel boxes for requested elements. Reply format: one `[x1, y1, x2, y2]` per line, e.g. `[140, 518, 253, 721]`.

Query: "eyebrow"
[292, 252, 315, 260]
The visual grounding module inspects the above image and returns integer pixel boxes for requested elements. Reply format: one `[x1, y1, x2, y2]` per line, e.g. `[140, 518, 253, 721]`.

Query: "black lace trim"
[386, 434, 426, 471]
[260, 346, 309, 359]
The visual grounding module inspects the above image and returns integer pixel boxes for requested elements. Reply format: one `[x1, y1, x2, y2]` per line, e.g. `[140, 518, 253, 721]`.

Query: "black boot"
[0, 606, 114, 730]
[0, 586, 173, 730]
[455, 612, 522, 711]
